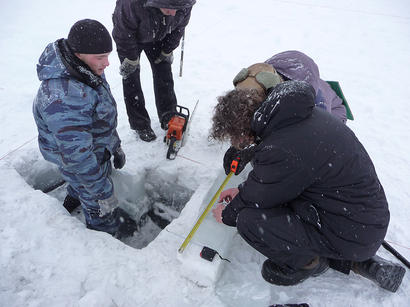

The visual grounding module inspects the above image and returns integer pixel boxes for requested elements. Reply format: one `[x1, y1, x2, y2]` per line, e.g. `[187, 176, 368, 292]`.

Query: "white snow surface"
[1, 0, 410, 306]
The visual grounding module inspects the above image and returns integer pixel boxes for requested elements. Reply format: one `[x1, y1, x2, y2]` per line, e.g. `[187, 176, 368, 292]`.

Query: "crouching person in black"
[210, 81, 405, 292]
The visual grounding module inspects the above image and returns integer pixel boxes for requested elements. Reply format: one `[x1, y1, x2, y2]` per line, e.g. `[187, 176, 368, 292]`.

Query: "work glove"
[154, 51, 173, 64]
[223, 144, 257, 175]
[98, 193, 119, 216]
[102, 148, 112, 164]
[120, 57, 140, 79]
[113, 147, 126, 169]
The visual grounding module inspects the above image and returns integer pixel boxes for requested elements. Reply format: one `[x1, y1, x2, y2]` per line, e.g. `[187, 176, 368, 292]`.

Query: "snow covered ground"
[1, 0, 410, 306]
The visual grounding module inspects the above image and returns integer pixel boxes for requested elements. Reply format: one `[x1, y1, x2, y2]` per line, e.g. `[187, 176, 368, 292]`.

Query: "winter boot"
[136, 127, 157, 142]
[353, 255, 405, 292]
[63, 194, 81, 213]
[114, 208, 139, 239]
[86, 207, 138, 239]
[262, 257, 328, 286]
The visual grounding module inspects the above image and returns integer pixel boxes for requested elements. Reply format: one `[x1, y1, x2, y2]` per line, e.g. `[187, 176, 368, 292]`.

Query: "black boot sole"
[370, 261, 406, 292]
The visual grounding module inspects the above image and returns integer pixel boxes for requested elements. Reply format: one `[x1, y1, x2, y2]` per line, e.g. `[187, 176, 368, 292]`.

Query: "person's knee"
[236, 207, 295, 243]
[236, 208, 260, 235]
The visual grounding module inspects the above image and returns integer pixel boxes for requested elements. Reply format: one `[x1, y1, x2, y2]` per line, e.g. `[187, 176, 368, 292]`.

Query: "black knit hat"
[67, 19, 112, 54]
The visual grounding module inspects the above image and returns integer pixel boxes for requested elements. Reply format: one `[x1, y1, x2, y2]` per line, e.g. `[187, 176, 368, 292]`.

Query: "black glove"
[223, 144, 256, 175]
[102, 148, 112, 164]
[223, 146, 240, 175]
[154, 51, 174, 64]
[113, 147, 126, 169]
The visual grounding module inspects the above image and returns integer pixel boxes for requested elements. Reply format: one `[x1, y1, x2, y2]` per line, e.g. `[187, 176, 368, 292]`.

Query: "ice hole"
[14, 157, 195, 249]
[113, 169, 195, 248]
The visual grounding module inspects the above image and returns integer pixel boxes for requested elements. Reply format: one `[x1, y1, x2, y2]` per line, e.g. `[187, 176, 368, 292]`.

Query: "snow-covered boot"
[262, 257, 328, 286]
[353, 255, 405, 292]
[136, 127, 156, 142]
[115, 208, 139, 239]
[63, 194, 80, 213]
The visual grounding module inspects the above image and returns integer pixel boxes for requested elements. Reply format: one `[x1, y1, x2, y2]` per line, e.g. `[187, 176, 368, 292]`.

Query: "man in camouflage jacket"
[33, 19, 136, 237]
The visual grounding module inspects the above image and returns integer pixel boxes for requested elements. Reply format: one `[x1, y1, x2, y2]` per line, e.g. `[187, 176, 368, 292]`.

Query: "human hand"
[120, 57, 140, 79]
[223, 144, 256, 175]
[212, 203, 226, 224]
[218, 187, 239, 203]
[113, 147, 126, 169]
[223, 146, 240, 175]
[154, 51, 173, 64]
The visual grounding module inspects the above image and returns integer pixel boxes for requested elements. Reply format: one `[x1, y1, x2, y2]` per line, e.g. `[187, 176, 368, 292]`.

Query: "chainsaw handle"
[175, 105, 190, 120]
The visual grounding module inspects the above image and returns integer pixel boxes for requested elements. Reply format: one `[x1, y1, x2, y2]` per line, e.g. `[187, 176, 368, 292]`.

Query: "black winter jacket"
[222, 81, 389, 261]
[112, 0, 195, 59]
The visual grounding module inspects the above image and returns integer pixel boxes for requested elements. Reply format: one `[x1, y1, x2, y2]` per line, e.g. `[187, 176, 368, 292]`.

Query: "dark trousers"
[236, 205, 342, 270]
[119, 43, 177, 130]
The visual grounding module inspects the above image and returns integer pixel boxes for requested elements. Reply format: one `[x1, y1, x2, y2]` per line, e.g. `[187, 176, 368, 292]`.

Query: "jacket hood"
[265, 50, 320, 94]
[37, 39, 103, 89]
[251, 80, 315, 139]
[37, 39, 70, 82]
[145, 0, 196, 9]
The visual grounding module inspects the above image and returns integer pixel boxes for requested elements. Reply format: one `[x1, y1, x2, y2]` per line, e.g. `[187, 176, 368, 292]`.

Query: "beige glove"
[154, 51, 174, 64]
[120, 57, 140, 79]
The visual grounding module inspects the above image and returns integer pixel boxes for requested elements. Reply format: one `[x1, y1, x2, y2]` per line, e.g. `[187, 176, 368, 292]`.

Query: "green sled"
[327, 81, 354, 120]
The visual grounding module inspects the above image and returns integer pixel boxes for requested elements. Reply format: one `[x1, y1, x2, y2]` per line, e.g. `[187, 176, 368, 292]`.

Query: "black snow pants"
[236, 204, 348, 270]
[118, 42, 177, 131]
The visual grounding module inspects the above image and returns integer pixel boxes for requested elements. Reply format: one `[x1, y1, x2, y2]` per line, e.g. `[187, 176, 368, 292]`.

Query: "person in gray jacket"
[112, 0, 196, 142]
[33, 19, 137, 238]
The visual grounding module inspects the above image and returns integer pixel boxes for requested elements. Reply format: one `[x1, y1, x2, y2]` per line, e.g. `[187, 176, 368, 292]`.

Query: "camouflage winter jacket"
[33, 39, 121, 200]
[112, 0, 195, 59]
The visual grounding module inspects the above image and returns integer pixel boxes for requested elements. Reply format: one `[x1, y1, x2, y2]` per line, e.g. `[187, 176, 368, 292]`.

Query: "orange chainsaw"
[164, 105, 190, 160]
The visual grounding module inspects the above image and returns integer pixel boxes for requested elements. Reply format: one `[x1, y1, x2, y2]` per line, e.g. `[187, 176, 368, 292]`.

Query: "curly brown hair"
[210, 89, 264, 147]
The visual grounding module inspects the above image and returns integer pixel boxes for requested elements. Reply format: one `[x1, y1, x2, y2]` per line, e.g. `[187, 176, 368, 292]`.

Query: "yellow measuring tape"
[178, 171, 234, 253]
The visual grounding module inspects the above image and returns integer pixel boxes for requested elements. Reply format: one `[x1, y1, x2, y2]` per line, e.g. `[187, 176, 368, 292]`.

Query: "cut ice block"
[173, 166, 251, 286]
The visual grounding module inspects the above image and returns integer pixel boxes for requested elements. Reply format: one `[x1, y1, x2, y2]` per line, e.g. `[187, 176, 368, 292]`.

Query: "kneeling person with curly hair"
[210, 80, 405, 291]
